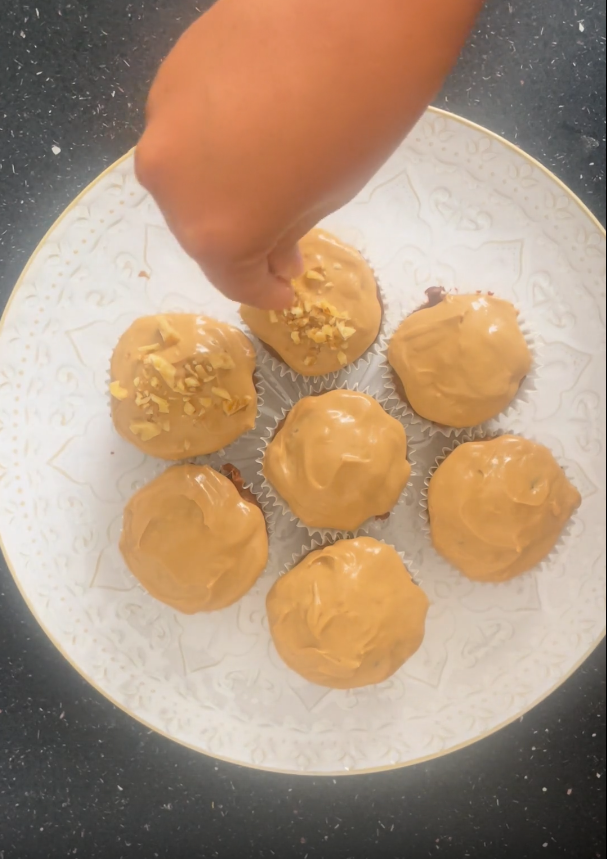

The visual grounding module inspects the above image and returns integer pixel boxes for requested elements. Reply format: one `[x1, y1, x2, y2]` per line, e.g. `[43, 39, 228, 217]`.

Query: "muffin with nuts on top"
[110, 314, 257, 459]
[240, 229, 382, 376]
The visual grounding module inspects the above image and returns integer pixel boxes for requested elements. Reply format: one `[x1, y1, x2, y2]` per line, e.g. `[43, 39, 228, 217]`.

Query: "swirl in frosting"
[267, 537, 429, 688]
[120, 464, 268, 612]
[388, 293, 532, 427]
[110, 314, 257, 460]
[240, 229, 381, 376]
[428, 435, 581, 582]
[263, 390, 411, 531]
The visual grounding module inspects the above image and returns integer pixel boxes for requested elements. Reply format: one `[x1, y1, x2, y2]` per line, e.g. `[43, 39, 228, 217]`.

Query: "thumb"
[268, 241, 304, 282]
[206, 254, 294, 310]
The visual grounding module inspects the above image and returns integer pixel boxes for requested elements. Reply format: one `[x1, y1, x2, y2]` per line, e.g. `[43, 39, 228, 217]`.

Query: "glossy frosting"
[267, 537, 429, 689]
[110, 314, 257, 460]
[263, 390, 410, 531]
[428, 435, 581, 582]
[120, 464, 268, 613]
[388, 293, 532, 427]
[240, 230, 381, 376]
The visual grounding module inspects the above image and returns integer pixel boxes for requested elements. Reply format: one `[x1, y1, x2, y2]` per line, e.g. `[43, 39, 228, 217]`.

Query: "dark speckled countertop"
[0, 2, 605, 858]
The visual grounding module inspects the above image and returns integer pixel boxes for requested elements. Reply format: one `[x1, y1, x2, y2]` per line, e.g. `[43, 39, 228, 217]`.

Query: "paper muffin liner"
[380, 291, 541, 439]
[242, 252, 390, 394]
[419, 429, 579, 580]
[256, 381, 418, 543]
[280, 533, 423, 587]
[106, 353, 267, 465]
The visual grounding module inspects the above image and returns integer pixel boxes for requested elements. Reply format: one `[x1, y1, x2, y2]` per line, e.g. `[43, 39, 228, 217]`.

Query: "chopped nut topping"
[149, 394, 169, 413]
[209, 352, 236, 371]
[222, 395, 252, 416]
[183, 401, 196, 416]
[160, 420, 171, 432]
[184, 376, 200, 389]
[138, 343, 160, 355]
[129, 420, 161, 441]
[157, 315, 180, 346]
[303, 355, 317, 366]
[150, 377, 159, 388]
[269, 282, 356, 357]
[305, 270, 324, 282]
[337, 351, 348, 366]
[211, 387, 232, 401]
[194, 365, 216, 383]
[109, 381, 128, 401]
[148, 353, 177, 389]
[198, 397, 212, 408]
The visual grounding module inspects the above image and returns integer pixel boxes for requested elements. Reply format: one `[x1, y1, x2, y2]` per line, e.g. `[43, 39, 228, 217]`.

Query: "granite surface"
[0, 1, 605, 858]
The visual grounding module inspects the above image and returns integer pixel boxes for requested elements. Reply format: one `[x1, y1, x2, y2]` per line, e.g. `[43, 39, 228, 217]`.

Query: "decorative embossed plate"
[0, 109, 605, 775]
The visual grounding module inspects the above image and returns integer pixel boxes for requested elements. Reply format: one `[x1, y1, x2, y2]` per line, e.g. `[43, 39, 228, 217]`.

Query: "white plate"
[0, 109, 605, 775]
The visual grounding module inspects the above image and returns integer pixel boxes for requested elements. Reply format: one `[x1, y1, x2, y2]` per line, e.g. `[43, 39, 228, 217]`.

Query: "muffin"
[240, 229, 382, 376]
[263, 390, 411, 531]
[388, 292, 532, 427]
[110, 314, 257, 459]
[267, 537, 429, 689]
[120, 464, 268, 612]
[427, 435, 581, 582]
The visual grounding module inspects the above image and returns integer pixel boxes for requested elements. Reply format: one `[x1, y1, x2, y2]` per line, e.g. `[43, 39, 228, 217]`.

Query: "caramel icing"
[263, 390, 410, 531]
[267, 537, 429, 689]
[388, 294, 532, 427]
[240, 230, 381, 376]
[110, 314, 257, 460]
[428, 435, 581, 582]
[120, 464, 268, 612]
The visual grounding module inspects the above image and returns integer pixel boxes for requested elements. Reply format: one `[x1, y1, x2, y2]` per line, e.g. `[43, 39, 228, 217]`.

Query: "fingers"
[205, 254, 295, 310]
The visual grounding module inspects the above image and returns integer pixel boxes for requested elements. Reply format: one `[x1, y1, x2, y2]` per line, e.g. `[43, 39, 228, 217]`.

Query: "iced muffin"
[110, 314, 257, 459]
[263, 390, 411, 531]
[428, 435, 581, 582]
[388, 292, 532, 427]
[267, 537, 429, 688]
[240, 229, 381, 376]
[120, 464, 268, 612]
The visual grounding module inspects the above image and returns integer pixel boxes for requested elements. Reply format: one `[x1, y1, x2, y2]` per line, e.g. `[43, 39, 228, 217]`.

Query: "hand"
[136, 0, 483, 309]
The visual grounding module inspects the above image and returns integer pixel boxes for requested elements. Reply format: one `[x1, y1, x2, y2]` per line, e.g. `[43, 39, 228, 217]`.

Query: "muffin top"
[240, 229, 381, 376]
[120, 464, 268, 613]
[428, 435, 581, 582]
[267, 538, 428, 688]
[110, 314, 257, 459]
[388, 293, 532, 427]
[263, 390, 410, 531]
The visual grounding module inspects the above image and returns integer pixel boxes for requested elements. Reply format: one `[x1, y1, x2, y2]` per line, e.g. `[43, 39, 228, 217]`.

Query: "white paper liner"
[419, 429, 579, 580]
[242, 252, 390, 394]
[380, 291, 540, 439]
[256, 381, 418, 542]
[281, 534, 422, 587]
